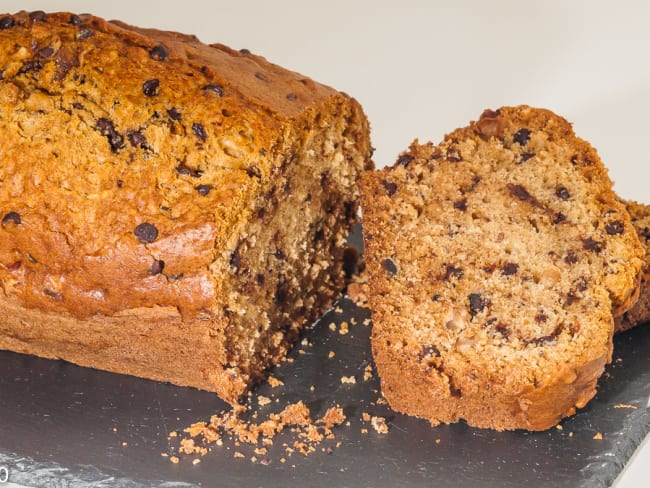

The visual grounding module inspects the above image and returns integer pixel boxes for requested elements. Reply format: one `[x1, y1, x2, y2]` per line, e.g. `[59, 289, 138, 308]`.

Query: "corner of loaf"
[0, 11, 373, 404]
[360, 104, 644, 431]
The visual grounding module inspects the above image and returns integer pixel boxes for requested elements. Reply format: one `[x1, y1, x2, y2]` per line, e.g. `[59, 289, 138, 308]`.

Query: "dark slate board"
[0, 228, 649, 488]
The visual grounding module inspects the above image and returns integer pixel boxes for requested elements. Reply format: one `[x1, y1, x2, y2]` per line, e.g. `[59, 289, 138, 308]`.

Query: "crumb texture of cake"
[615, 200, 650, 332]
[0, 11, 372, 404]
[360, 105, 644, 431]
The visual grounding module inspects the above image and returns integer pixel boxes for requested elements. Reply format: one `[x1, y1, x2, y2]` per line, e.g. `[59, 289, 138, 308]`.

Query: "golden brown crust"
[360, 105, 644, 431]
[615, 200, 650, 332]
[0, 11, 373, 403]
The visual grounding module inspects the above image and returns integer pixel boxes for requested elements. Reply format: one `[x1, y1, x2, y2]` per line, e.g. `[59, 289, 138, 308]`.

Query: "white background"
[1, 1, 649, 486]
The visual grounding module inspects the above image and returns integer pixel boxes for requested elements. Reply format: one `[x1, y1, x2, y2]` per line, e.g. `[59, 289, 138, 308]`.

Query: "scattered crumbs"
[234, 451, 245, 459]
[250, 456, 257, 463]
[258, 395, 272, 406]
[192, 459, 201, 466]
[260, 459, 271, 466]
[262, 438, 273, 447]
[435, 438, 441, 445]
[604, 372, 611, 379]
[328, 351, 336, 359]
[301, 337, 309, 346]
[334, 306, 344, 314]
[286, 357, 295, 364]
[112, 427, 117, 432]
[615, 357, 623, 363]
[361, 428, 368, 434]
[310, 385, 315, 392]
[555, 424, 563, 431]
[569, 432, 574, 438]
[363, 364, 373, 381]
[362, 412, 371, 422]
[362, 318, 371, 326]
[298, 349, 306, 355]
[614, 403, 637, 409]
[168, 431, 178, 438]
[185, 422, 207, 437]
[254, 447, 268, 456]
[280, 457, 287, 464]
[376, 398, 388, 405]
[371, 416, 389, 434]
[268, 376, 284, 388]
[161, 452, 169, 457]
[350, 317, 357, 325]
[340, 375, 356, 384]
[329, 322, 337, 332]
[121, 442, 128, 447]
[593, 432, 603, 440]
[169, 456, 180, 464]
[339, 321, 349, 335]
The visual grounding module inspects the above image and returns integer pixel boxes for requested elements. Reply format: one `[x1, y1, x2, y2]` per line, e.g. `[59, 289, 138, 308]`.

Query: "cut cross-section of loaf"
[360, 105, 644, 431]
[0, 11, 372, 404]
[615, 200, 650, 332]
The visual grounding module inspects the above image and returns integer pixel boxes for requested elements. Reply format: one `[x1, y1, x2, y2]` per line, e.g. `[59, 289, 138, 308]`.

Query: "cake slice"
[360, 105, 644, 430]
[0, 12, 372, 404]
[615, 200, 650, 332]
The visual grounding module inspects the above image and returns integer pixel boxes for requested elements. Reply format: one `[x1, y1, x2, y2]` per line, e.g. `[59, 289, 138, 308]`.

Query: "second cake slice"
[360, 105, 644, 431]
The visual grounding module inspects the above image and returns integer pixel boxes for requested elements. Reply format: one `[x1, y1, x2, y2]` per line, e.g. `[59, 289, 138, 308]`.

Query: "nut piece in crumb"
[258, 395, 272, 406]
[593, 432, 603, 440]
[371, 416, 389, 434]
[340, 375, 356, 384]
[267, 375, 284, 388]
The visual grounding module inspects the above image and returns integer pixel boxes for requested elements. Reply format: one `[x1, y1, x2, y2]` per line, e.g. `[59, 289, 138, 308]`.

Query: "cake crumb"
[361, 428, 368, 434]
[371, 416, 389, 434]
[568, 432, 574, 438]
[334, 306, 344, 314]
[121, 441, 128, 447]
[435, 438, 441, 444]
[593, 432, 603, 440]
[363, 364, 373, 381]
[161, 452, 169, 458]
[340, 375, 356, 384]
[267, 376, 284, 388]
[328, 351, 336, 359]
[234, 451, 245, 459]
[169, 456, 180, 464]
[258, 395, 272, 406]
[362, 412, 371, 422]
[555, 424, 563, 431]
[329, 322, 337, 332]
[168, 431, 178, 438]
[280, 457, 286, 464]
[614, 403, 637, 409]
[310, 385, 315, 392]
[185, 422, 207, 437]
[339, 321, 349, 335]
[192, 458, 201, 466]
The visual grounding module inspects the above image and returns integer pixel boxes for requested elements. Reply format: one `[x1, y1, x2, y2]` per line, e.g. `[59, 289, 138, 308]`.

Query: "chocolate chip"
[239, 48, 251, 54]
[150, 259, 165, 275]
[246, 165, 262, 178]
[444, 264, 463, 281]
[202, 84, 224, 96]
[468, 293, 489, 316]
[1, 211, 21, 226]
[72, 102, 84, 110]
[396, 154, 414, 167]
[95, 118, 124, 152]
[519, 152, 535, 163]
[195, 184, 212, 196]
[18, 60, 44, 74]
[605, 220, 624, 235]
[44, 288, 63, 300]
[432, 294, 441, 301]
[7, 261, 21, 271]
[535, 312, 548, 323]
[582, 237, 602, 253]
[419, 345, 441, 360]
[175, 163, 203, 178]
[192, 123, 207, 141]
[149, 45, 168, 61]
[167, 108, 182, 121]
[127, 130, 147, 148]
[274, 280, 290, 304]
[77, 25, 94, 41]
[313, 228, 325, 242]
[230, 242, 243, 270]
[274, 249, 286, 261]
[117, 179, 123, 188]
[556, 186, 570, 200]
[446, 148, 462, 162]
[0, 16, 15, 30]
[453, 198, 467, 211]
[494, 323, 511, 339]
[343, 246, 359, 278]
[508, 183, 531, 201]
[69, 14, 81, 25]
[381, 258, 398, 277]
[513, 128, 530, 146]
[574, 277, 588, 292]
[564, 251, 578, 264]
[142, 79, 160, 97]
[29, 11, 47, 22]
[286, 93, 298, 101]
[381, 180, 398, 196]
[553, 213, 567, 224]
[134, 222, 158, 243]
[255, 71, 268, 81]
[566, 294, 581, 305]
[38, 46, 54, 58]
[502, 262, 519, 275]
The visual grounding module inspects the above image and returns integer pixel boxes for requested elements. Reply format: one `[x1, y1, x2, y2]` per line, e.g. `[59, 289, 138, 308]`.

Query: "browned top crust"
[0, 11, 362, 319]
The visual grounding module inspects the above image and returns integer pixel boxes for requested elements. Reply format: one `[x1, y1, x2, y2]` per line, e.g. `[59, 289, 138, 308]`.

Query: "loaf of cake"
[359, 106, 644, 431]
[0, 11, 372, 404]
[615, 200, 650, 332]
